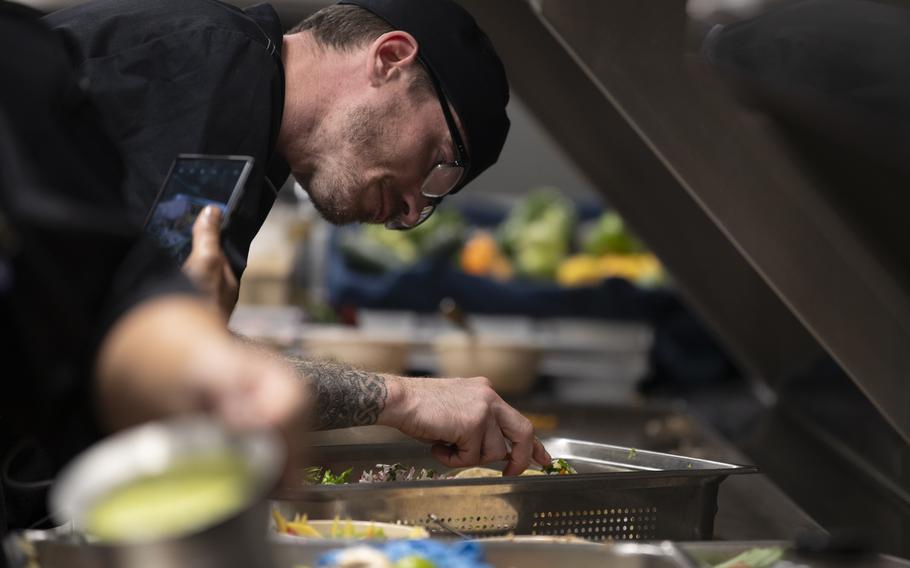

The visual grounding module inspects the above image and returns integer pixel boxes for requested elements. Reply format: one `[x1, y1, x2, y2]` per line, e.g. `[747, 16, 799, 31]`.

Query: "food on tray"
[272, 510, 427, 540]
[304, 466, 354, 485]
[316, 540, 492, 568]
[712, 546, 784, 568]
[542, 458, 577, 475]
[85, 453, 252, 542]
[308, 459, 576, 486]
[451, 458, 576, 479]
[360, 463, 442, 483]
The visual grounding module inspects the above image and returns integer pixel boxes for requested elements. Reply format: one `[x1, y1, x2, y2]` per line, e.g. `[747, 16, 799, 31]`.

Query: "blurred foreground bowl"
[302, 327, 411, 375]
[49, 416, 282, 568]
[433, 333, 541, 395]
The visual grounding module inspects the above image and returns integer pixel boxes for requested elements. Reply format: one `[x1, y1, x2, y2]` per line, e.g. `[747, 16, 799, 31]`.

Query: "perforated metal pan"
[272, 437, 757, 541]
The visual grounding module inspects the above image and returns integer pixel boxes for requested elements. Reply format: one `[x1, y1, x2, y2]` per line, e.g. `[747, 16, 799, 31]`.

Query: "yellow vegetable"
[287, 521, 322, 538]
[273, 508, 288, 534]
[556, 254, 603, 287]
[557, 253, 663, 287]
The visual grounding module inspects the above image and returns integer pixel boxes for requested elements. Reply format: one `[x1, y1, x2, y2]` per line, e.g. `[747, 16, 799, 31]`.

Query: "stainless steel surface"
[456, 0, 910, 445]
[273, 437, 755, 541]
[428, 514, 470, 539]
[677, 541, 910, 568]
[43, 416, 283, 568]
[269, 539, 693, 568]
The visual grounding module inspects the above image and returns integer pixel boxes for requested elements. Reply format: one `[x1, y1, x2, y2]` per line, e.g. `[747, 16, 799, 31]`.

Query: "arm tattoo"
[288, 358, 389, 430]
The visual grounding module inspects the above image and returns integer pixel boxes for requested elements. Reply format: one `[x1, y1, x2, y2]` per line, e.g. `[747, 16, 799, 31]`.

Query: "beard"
[303, 101, 396, 225]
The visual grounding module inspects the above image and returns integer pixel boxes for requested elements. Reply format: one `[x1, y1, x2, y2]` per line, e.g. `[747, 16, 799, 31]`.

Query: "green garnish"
[542, 458, 576, 475]
[320, 468, 353, 485]
[302, 467, 353, 485]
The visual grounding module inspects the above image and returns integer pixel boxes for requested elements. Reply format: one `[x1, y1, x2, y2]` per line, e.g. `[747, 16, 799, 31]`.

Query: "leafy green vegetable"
[340, 208, 466, 273]
[303, 467, 352, 485]
[582, 211, 645, 256]
[498, 189, 576, 280]
[542, 458, 577, 475]
[320, 468, 353, 485]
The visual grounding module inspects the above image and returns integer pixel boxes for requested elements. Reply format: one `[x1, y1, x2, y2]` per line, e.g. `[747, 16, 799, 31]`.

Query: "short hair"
[289, 5, 434, 98]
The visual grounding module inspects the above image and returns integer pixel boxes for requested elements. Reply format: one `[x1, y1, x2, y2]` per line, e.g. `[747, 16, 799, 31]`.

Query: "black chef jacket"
[45, 0, 291, 277]
[0, 1, 194, 539]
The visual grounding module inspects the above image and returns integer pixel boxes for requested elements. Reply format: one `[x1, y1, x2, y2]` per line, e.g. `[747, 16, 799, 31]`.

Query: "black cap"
[338, 0, 510, 192]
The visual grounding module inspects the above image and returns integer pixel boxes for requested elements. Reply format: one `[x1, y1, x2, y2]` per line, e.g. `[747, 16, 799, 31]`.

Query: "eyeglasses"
[385, 66, 469, 231]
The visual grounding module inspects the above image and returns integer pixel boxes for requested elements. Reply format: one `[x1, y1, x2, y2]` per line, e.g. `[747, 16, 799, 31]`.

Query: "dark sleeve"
[0, 6, 196, 461]
[48, 6, 283, 276]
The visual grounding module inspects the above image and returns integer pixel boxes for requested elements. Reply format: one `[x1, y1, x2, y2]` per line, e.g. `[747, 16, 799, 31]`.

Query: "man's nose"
[398, 189, 426, 227]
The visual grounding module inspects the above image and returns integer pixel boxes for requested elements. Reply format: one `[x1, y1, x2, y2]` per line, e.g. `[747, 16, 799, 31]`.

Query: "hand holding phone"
[182, 205, 239, 320]
[144, 154, 254, 264]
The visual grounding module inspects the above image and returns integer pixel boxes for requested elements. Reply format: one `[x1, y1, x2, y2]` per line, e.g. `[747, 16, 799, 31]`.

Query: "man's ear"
[367, 31, 419, 86]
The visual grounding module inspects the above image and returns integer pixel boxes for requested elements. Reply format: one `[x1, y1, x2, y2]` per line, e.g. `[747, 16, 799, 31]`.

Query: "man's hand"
[183, 206, 238, 321]
[379, 376, 551, 476]
[289, 358, 551, 476]
[96, 296, 310, 467]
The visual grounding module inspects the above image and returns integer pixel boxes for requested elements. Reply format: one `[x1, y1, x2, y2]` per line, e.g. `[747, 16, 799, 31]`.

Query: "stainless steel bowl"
[47, 415, 283, 568]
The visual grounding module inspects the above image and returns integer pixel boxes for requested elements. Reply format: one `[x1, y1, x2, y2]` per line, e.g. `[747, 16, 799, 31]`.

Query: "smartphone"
[144, 154, 254, 264]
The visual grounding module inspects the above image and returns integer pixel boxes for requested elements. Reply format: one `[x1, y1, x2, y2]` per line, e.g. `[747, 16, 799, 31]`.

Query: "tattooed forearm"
[289, 358, 389, 430]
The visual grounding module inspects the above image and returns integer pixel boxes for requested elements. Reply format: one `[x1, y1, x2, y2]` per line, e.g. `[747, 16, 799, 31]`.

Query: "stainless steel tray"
[273, 437, 757, 541]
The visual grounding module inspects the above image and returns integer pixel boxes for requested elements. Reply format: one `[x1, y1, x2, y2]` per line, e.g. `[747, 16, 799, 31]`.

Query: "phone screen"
[145, 155, 253, 264]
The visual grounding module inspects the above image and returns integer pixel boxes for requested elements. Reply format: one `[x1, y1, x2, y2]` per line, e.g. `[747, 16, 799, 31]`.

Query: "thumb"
[191, 206, 223, 254]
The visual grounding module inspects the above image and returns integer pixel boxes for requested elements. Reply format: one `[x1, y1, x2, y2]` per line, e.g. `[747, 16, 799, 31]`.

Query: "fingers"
[431, 441, 480, 469]
[533, 437, 552, 467]
[494, 403, 535, 476]
[185, 206, 224, 277]
[190, 205, 223, 258]
[219, 262, 240, 319]
[183, 206, 235, 320]
[480, 417, 509, 464]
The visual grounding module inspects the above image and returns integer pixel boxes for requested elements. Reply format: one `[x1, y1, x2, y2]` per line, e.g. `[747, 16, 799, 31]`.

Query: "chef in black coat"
[45, 0, 511, 301]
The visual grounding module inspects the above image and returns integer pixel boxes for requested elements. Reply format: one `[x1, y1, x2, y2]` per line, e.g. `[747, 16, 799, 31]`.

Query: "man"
[45, 0, 509, 283]
[46, 0, 547, 475]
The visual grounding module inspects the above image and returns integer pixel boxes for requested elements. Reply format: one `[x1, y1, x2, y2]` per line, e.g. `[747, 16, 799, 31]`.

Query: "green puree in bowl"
[85, 454, 253, 542]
